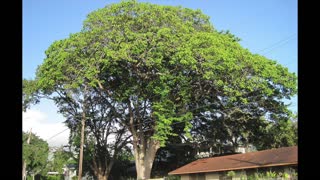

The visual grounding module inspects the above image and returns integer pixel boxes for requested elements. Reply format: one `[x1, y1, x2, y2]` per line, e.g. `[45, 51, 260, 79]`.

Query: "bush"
[227, 171, 235, 177]
[46, 175, 64, 180]
[246, 171, 296, 180]
[165, 175, 180, 180]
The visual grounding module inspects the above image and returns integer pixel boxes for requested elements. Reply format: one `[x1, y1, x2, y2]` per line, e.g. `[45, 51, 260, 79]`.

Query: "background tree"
[251, 114, 298, 150]
[23, 132, 49, 179]
[23, 0, 297, 179]
[108, 148, 136, 180]
[54, 86, 131, 180]
[46, 146, 74, 174]
[152, 134, 197, 178]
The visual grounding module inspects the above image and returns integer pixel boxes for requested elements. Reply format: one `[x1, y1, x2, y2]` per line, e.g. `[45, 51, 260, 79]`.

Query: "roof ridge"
[197, 146, 296, 161]
[168, 146, 297, 175]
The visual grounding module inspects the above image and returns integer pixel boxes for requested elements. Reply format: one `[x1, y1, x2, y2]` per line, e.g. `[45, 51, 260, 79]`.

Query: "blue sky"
[23, 0, 297, 146]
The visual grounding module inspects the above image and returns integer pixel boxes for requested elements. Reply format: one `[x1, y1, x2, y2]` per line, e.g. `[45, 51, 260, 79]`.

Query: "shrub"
[166, 175, 181, 180]
[227, 171, 236, 177]
[46, 175, 64, 180]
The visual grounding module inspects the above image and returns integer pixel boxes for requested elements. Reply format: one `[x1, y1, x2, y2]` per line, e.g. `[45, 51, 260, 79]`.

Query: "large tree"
[23, 132, 49, 179]
[23, 1, 297, 179]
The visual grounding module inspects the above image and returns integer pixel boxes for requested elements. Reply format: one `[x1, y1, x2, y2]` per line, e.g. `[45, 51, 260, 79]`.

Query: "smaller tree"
[109, 147, 136, 180]
[251, 114, 298, 150]
[57, 87, 131, 180]
[23, 132, 49, 179]
[47, 147, 74, 174]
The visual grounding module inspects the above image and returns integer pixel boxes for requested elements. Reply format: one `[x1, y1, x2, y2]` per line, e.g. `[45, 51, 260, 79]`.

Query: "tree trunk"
[127, 100, 160, 180]
[22, 161, 26, 180]
[97, 173, 108, 180]
[134, 139, 160, 180]
[94, 169, 109, 180]
[92, 164, 111, 180]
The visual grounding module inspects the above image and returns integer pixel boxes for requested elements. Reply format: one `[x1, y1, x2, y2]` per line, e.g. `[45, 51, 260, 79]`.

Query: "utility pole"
[23, 128, 32, 180]
[78, 85, 87, 180]
[78, 111, 85, 180]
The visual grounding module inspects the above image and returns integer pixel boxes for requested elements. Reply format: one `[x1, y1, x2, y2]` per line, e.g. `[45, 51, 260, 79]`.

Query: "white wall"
[181, 175, 190, 180]
[205, 172, 220, 180]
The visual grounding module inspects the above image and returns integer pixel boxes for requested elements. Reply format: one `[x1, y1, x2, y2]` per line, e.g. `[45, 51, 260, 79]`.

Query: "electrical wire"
[257, 33, 297, 55]
[46, 128, 69, 141]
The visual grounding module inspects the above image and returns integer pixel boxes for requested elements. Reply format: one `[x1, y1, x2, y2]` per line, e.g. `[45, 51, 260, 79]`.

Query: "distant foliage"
[227, 171, 236, 177]
[245, 170, 297, 180]
[166, 175, 181, 180]
[47, 147, 73, 174]
[45, 175, 64, 180]
[23, 132, 49, 176]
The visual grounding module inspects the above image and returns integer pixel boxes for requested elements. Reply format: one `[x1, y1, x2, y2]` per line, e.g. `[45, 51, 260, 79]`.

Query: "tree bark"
[92, 157, 112, 180]
[96, 171, 109, 180]
[134, 139, 160, 180]
[97, 174, 108, 180]
[127, 100, 160, 180]
[93, 167, 110, 180]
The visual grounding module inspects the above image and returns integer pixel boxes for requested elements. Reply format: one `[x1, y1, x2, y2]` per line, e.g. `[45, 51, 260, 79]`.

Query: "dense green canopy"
[23, 132, 49, 176]
[25, 0, 296, 144]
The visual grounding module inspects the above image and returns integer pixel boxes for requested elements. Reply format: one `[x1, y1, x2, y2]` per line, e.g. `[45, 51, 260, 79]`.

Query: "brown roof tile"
[169, 146, 297, 175]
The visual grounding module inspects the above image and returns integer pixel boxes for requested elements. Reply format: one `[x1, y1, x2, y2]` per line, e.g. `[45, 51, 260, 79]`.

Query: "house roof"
[169, 146, 297, 175]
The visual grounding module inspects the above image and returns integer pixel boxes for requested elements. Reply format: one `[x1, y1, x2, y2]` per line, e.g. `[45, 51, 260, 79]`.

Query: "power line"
[262, 38, 296, 56]
[284, 59, 297, 68]
[288, 103, 297, 107]
[46, 128, 69, 141]
[257, 33, 297, 55]
[255, 33, 297, 71]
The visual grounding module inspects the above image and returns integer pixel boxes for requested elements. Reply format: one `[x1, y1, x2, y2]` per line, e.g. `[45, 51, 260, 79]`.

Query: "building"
[168, 146, 297, 180]
[63, 164, 77, 180]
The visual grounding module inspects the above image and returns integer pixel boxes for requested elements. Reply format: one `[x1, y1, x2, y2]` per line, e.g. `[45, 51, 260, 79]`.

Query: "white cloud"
[23, 109, 70, 147]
